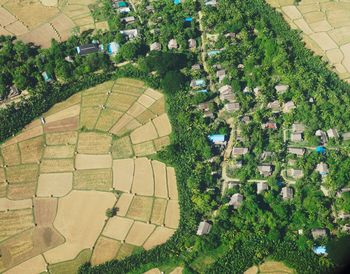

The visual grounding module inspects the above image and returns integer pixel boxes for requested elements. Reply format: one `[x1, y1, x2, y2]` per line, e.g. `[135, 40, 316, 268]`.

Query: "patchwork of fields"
[0, 0, 108, 48]
[267, 0, 350, 82]
[0, 78, 179, 273]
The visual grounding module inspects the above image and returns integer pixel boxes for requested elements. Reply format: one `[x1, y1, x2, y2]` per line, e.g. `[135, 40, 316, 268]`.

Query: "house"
[188, 39, 196, 49]
[196, 221, 212, 236]
[207, 49, 221, 57]
[219, 85, 232, 94]
[287, 169, 304, 179]
[64, 56, 74, 63]
[232, 147, 248, 157]
[115, 1, 128, 8]
[315, 130, 328, 144]
[292, 123, 305, 133]
[145, 5, 154, 12]
[194, 89, 208, 94]
[118, 7, 131, 13]
[283, 101, 295, 113]
[191, 64, 201, 70]
[107, 42, 120, 56]
[311, 228, 327, 239]
[257, 165, 273, 177]
[327, 128, 339, 139]
[316, 162, 329, 176]
[174, 0, 181, 4]
[42, 72, 52, 82]
[120, 29, 138, 40]
[204, 0, 217, 6]
[257, 182, 268, 194]
[208, 134, 226, 145]
[76, 43, 99, 55]
[203, 110, 215, 119]
[224, 32, 236, 39]
[290, 133, 303, 142]
[168, 39, 178, 49]
[267, 100, 281, 113]
[198, 102, 210, 112]
[216, 69, 226, 82]
[229, 193, 243, 209]
[288, 147, 305, 156]
[8, 86, 20, 98]
[121, 16, 136, 24]
[260, 151, 273, 161]
[241, 115, 251, 124]
[262, 122, 277, 130]
[275, 84, 289, 94]
[313, 246, 327, 255]
[253, 87, 261, 96]
[190, 79, 206, 88]
[281, 187, 293, 200]
[342, 132, 350, 141]
[150, 42, 161, 51]
[237, 64, 244, 69]
[225, 102, 240, 112]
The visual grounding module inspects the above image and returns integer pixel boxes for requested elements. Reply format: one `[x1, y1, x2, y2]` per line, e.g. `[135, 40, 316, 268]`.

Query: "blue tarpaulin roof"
[208, 134, 225, 143]
[184, 17, 193, 22]
[174, 0, 181, 4]
[107, 42, 120, 55]
[118, 1, 127, 7]
[313, 246, 327, 255]
[316, 146, 326, 153]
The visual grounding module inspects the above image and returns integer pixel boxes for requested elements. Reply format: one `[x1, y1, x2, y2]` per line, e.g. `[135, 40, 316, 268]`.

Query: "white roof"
[196, 221, 212, 235]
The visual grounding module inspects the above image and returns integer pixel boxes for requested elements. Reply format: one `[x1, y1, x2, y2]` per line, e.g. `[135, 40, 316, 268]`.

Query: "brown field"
[6, 164, 39, 183]
[111, 136, 134, 159]
[73, 169, 112, 191]
[4, 125, 43, 146]
[116, 78, 145, 88]
[164, 200, 180, 229]
[126, 196, 154, 222]
[7, 182, 36, 200]
[4, 254, 47, 274]
[44, 116, 79, 133]
[44, 191, 116, 264]
[150, 198, 167, 225]
[167, 167, 178, 200]
[48, 249, 92, 274]
[127, 102, 147, 118]
[148, 98, 166, 115]
[144, 268, 162, 274]
[18, 23, 59, 48]
[95, 108, 123, 132]
[0, 181, 6, 198]
[18, 136, 44, 164]
[33, 197, 58, 226]
[44, 93, 81, 117]
[106, 93, 137, 112]
[80, 107, 101, 129]
[50, 13, 75, 41]
[132, 158, 154, 196]
[77, 132, 111, 154]
[0, 198, 32, 211]
[144, 88, 163, 100]
[133, 141, 156, 157]
[45, 105, 80, 124]
[115, 193, 133, 216]
[75, 154, 112, 170]
[45, 131, 77, 146]
[137, 94, 156, 108]
[244, 260, 294, 274]
[82, 94, 108, 108]
[116, 243, 136, 260]
[152, 161, 168, 198]
[110, 114, 142, 136]
[135, 109, 157, 124]
[0, 208, 34, 242]
[125, 221, 155, 246]
[153, 114, 172, 137]
[113, 159, 134, 192]
[37, 172, 73, 197]
[130, 121, 159, 144]
[2, 144, 21, 166]
[143, 227, 175, 250]
[102, 216, 134, 241]
[91, 236, 121, 266]
[40, 159, 74, 173]
[154, 136, 171, 151]
[113, 85, 144, 97]
[170, 267, 184, 274]
[83, 81, 114, 96]
[43, 145, 75, 159]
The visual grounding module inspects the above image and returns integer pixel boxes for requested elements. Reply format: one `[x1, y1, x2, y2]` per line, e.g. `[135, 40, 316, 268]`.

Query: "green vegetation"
[49, 249, 92, 274]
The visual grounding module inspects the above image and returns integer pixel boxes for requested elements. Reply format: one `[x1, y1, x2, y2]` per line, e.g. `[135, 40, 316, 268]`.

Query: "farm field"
[266, 0, 350, 82]
[244, 260, 294, 274]
[0, 0, 109, 48]
[0, 78, 179, 273]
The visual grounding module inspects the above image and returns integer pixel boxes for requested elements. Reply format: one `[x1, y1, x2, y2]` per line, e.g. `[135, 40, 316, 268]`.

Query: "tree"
[161, 70, 186, 94]
[105, 207, 117, 218]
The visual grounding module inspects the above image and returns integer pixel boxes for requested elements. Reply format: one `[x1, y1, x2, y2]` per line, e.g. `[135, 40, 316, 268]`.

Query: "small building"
[311, 228, 327, 239]
[207, 49, 221, 57]
[196, 221, 212, 236]
[205, 0, 217, 6]
[257, 182, 268, 194]
[283, 101, 295, 113]
[315, 129, 328, 144]
[229, 193, 243, 209]
[219, 85, 232, 94]
[107, 42, 120, 56]
[287, 168, 304, 179]
[40, 117, 46, 125]
[76, 43, 99, 56]
[243, 86, 251, 93]
[216, 69, 226, 82]
[8, 86, 20, 98]
[316, 162, 329, 176]
[150, 42, 161, 51]
[257, 165, 273, 177]
[120, 29, 138, 40]
[232, 147, 248, 157]
[313, 246, 327, 256]
[168, 39, 178, 49]
[146, 5, 155, 13]
[118, 7, 131, 13]
[197, 102, 210, 112]
[190, 79, 206, 88]
[241, 115, 251, 124]
[64, 56, 74, 63]
[224, 32, 236, 39]
[288, 147, 305, 156]
[262, 122, 277, 130]
[253, 87, 261, 96]
[275, 84, 289, 94]
[208, 134, 226, 145]
[121, 16, 136, 24]
[42, 71, 53, 82]
[290, 133, 303, 142]
[281, 187, 293, 200]
[191, 64, 201, 70]
[267, 100, 281, 113]
[174, 0, 181, 4]
[188, 39, 196, 49]
[342, 132, 350, 141]
[315, 146, 326, 154]
[327, 128, 339, 139]
[225, 102, 240, 112]
[292, 123, 305, 133]
[116, 1, 128, 8]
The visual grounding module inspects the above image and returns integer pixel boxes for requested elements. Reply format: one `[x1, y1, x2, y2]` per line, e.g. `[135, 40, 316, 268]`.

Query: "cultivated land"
[0, 78, 179, 273]
[0, 0, 109, 48]
[267, 0, 350, 82]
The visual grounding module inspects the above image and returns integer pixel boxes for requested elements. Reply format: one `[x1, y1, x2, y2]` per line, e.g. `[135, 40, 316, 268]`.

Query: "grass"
[48, 249, 92, 274]
[190, 244, 228, 273]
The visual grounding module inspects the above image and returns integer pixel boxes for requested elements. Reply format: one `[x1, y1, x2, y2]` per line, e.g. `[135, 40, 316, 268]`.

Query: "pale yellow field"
[130, 121, 159, 144]
[143, 227, 175, 250]
[125, 221, 155, 246]
[45, 131, 77, 146]
[75, 154, 112, 170]
[152, 161, 168, 198]
[115, 193, 133, 216]
[150, 198, 167, 225]
[167, 167, 178, 200]
[127, 196, 154, 222]
[40, 159, 74, 173]
[153, 114, 172, 137]
[77, 132, 112, 154]
[73, 168, 112, 191]
[43, 145, 75, 159]
[103, 216, 134, 241]
[91, 236, 121, 266]
[133, 141, 156, 157]
[113, 159, 134, 192]
[4, 254, 47, 274]
[80, 106, 101, 130]
[164, 200, 180, 229]
[37, 172, 73, 197]
[0, 198, 32, 211]
[132, 158, 154, 196]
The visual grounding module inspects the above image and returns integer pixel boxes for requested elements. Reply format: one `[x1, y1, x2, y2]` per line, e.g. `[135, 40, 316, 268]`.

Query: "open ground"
[0, 78, 179, 273]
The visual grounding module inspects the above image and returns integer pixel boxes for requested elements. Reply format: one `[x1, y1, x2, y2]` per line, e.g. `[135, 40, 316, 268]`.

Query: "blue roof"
[196, 89, 208, 93]
[107, 42, 120, 55]
[174, 0, 181, 4]
[316, 146, 326, 153]
[313, 246, 327, 255]
[207, 50, 221, 56]
[208, 134, 225, 143]
[42, 72, 52, 82]
[184, 17, 193, 22]
[118, 1, 127, 7]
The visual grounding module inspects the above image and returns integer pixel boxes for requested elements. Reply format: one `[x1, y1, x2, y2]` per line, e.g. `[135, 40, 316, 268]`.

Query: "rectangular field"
[77, 132, 112, 154]
[73, 169, 112, 191]
[79, 107, 101, 130]
[6, 164, 39, 183]
[113, 159, 134, 192]
[18, 136, 44, 164]
[43, 145, 75, 159]
[45, 131, 77, 146]
[90, 236, 121, 266]
[7, 182, 36, 200]
[132, 158, 154, 196]
[95, 108, 123, 132]
[2, 144, 21, 166]
[150, 198, 167, 225]
[126, 196, 154, 222]
[133, 141, 156, 157]
[111, 136, 134, 159]
[40, 159, 74, 173]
